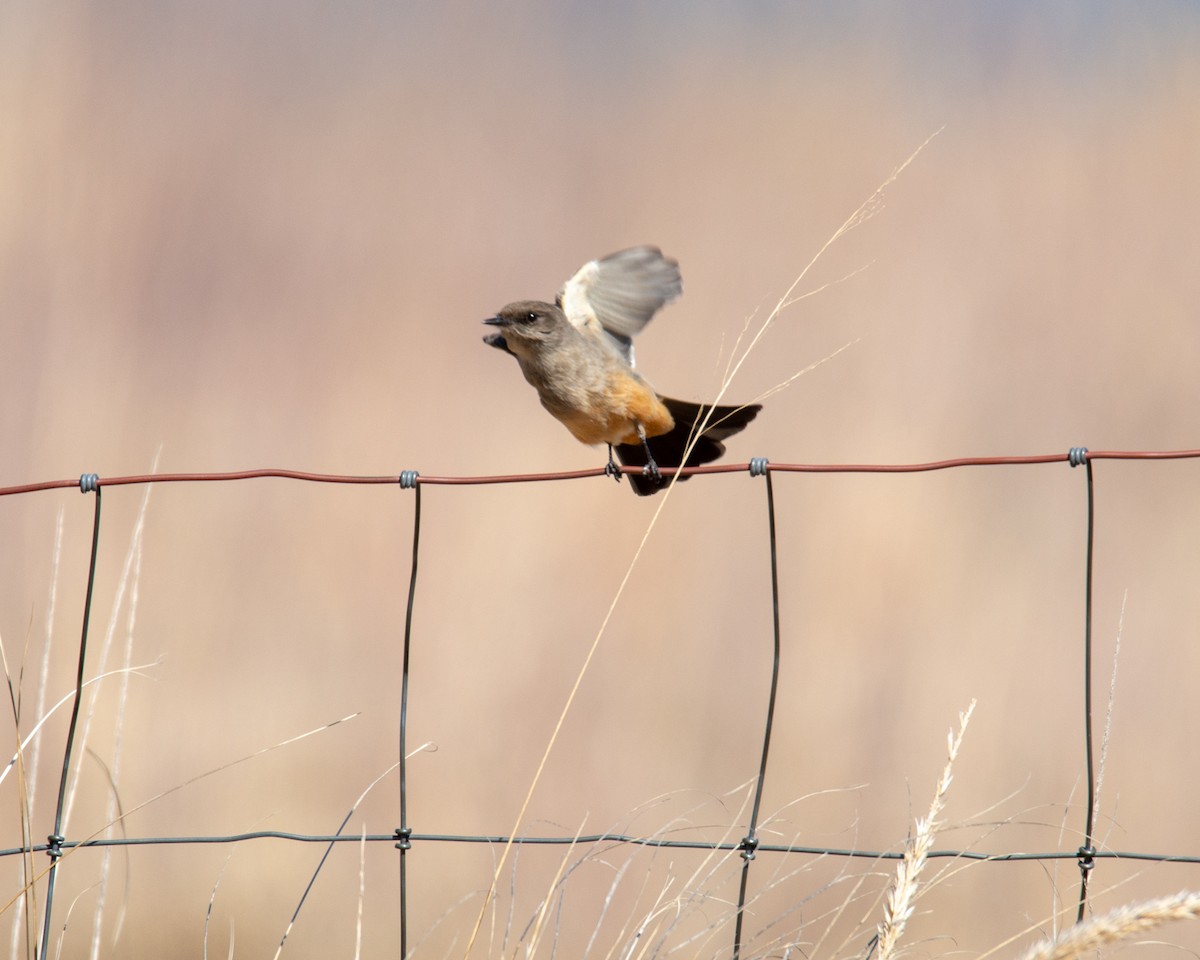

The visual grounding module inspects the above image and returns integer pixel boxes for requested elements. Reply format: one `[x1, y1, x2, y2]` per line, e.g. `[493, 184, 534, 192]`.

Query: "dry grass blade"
[355, 827, 367, 960]
[1093, 590, 1125, 838]
[460, 476, 682, 960]
[0, 661, 163, 791]
[1014, 891, 1200, 960]
[461, 135, 943, 960]
[0, 629, 40, 959]
[89, 457, 158, 958]
[710, 128, 943, 415]
[875, 699, 976, 960]
[63, 451, 159, 830]
[523, 817, 588, 958]
[0, 713, 360, 919]
[673, 129, 942, 500]
[271, 760, 399, 959]
[202, 843, 238, 960]
[2, 507, 65, 960]
[26, 505, 66, 806]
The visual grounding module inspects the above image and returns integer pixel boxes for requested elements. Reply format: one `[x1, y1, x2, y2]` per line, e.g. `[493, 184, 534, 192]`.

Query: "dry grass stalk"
[460, 135, 943, 960]
[875, 699, 976, 960]
[1015, 890, 1200, 960]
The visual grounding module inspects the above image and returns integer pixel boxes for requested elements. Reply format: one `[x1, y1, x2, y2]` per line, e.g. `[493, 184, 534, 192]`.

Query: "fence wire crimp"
[738, 833, 759, 862]
[1067, 447, 1089, 467]
[45, 834, 65, 863]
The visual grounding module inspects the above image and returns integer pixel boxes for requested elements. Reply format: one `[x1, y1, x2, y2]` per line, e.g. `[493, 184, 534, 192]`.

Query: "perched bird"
[483, 246, 761, 495]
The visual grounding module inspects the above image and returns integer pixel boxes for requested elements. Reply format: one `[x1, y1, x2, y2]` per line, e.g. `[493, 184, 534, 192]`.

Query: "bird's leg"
[605, 444, 622, 483]
[636, 424, 662, 485]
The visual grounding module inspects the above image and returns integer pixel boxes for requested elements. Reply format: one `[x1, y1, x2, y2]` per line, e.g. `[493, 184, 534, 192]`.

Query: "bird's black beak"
[482, 314, 515, 355]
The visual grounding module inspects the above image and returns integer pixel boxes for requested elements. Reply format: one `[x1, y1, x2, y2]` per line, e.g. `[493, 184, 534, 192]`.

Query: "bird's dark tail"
[616, 397, 762, 496]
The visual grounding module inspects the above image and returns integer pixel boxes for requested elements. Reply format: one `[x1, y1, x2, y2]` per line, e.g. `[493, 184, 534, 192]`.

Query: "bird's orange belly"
[555, 378, 675, 446]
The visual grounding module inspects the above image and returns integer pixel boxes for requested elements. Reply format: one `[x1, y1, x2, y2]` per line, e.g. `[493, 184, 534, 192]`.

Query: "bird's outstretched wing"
[558, 246, 682, 366]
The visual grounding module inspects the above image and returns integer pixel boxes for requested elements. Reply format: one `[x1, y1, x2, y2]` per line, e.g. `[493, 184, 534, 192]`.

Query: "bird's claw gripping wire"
[640, 436, 663, 487]
[605, 445, 623, 483]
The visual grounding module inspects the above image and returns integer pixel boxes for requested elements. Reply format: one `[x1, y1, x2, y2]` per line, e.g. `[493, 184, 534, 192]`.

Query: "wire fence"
[3, 448, 1200, 960]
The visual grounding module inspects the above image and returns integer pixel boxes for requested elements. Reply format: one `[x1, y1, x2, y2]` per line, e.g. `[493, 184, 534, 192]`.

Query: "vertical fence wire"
[38, 480, 102, 960]
[732, 463, 783, 960]
[396, 477, 423, 960]
[1076, 455, 1097, 920]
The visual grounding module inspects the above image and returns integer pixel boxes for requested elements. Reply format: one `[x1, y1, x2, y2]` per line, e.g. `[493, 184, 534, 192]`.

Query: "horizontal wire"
[4, 448, 1200, 497]
[2, 832, 1198, 864]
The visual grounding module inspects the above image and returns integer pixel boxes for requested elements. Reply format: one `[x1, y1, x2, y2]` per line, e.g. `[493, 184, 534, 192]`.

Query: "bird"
[482, 246, 761, 495]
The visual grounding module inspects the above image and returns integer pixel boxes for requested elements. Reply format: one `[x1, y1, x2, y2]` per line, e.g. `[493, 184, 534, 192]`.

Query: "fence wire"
[3, 447, 1200, 960]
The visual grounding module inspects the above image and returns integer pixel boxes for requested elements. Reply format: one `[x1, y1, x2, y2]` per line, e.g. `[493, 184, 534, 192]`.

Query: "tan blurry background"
[3, 1, 1200, 957]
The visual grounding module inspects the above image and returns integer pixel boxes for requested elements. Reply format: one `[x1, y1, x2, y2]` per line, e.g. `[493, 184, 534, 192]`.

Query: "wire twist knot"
[1077, 844, 1096, 873]
[749, 457, 769, 478]
[1067, 447, 1089, 468]
[79, 473, 100, 493]
[394, 826, 413, 850]
[46, 834, 65, 861]
[739, 834, 759, 861]
[399, 470, 420, 490]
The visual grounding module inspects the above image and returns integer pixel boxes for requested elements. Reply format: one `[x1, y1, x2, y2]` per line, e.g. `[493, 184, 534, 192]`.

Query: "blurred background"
[3, 0, 1200, 957]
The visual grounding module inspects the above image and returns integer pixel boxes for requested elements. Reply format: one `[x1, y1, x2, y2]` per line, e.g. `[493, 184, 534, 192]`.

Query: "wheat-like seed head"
[875, 700, 976, 960]
[1015, 890, 1200, 960]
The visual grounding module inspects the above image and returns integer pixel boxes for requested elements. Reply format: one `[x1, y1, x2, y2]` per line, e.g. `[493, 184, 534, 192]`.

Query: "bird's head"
[482, 300, 568, 359]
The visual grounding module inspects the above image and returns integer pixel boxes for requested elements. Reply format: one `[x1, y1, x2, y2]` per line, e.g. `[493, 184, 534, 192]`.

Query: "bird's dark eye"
[522, 311, 538, 324]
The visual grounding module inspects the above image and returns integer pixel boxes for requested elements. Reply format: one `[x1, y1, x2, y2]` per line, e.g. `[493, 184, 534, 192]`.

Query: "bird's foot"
[605, 445, 623, 483]
[639, 436, 663, 487]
